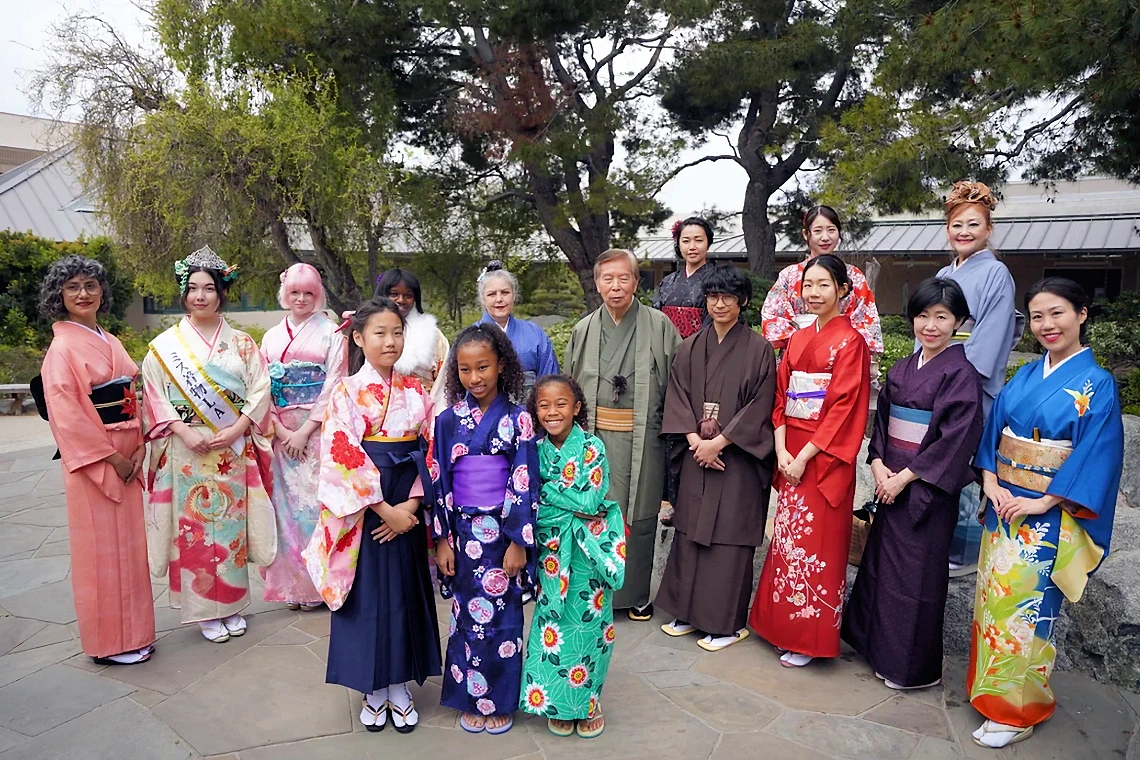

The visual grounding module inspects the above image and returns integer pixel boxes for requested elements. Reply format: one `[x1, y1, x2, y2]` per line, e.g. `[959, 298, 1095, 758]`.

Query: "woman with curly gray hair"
[35, 255, 157, 665]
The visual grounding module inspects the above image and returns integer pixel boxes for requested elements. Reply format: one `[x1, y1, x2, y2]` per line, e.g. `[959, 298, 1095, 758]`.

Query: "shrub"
[544, 320, 575, 366]
[878, 333, 913, 383]
[1119, 368, 1140, 416]
[740, 274, 773, 328]
[879, 314, 912, 339]
[0, 232, 133, 348]
[0, 345, 46, 384]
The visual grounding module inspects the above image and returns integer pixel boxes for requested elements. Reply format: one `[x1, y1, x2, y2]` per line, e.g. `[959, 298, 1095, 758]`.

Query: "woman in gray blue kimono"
[935, 181, 1024, 576]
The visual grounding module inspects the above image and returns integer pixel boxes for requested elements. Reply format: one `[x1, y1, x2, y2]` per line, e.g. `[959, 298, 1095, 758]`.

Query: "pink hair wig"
[277, 263, 328, 311]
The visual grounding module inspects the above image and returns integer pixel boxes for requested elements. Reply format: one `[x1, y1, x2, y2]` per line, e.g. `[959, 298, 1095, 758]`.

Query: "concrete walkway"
[0, 441, 1137, 760]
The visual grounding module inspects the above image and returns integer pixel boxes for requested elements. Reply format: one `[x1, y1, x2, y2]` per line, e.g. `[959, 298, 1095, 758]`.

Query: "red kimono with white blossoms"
[749, 315, 870, 657]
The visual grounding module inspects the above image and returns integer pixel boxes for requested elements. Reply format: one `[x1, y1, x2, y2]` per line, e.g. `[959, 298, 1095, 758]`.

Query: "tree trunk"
[741, 179, 778, 280]
[527, 166, 604, 311]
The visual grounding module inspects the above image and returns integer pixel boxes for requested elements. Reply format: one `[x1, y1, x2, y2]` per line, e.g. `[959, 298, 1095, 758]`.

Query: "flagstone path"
[1, 442, 1137, 759]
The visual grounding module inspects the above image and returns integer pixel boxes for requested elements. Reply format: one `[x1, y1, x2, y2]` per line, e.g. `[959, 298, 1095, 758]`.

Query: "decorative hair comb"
[174, 246, 239, 292]
[478, 260, 505, 281]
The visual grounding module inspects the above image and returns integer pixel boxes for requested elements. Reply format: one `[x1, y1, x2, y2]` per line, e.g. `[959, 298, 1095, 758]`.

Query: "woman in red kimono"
[36, 256, 156, 665]
[749, 254, 871, 668]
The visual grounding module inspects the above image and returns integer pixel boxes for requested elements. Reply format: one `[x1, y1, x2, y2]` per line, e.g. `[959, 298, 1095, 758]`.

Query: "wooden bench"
[0, 383, 31, 415]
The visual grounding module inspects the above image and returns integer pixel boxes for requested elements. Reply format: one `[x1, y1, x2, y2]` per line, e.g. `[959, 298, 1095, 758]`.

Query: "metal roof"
[0, 146, 104, 241]
[636, 215, 1140, 261]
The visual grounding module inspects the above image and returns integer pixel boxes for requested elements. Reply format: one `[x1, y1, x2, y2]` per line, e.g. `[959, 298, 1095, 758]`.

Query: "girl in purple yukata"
[432, 324, 539, 735]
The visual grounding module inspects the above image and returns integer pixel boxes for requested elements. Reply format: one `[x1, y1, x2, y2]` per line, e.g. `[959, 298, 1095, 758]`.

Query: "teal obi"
[268, 361, 327, 408]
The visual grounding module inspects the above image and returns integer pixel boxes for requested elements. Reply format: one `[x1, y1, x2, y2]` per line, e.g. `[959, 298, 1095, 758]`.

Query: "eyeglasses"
[705, 294, 738, 305]
[63, 282, 102, 296]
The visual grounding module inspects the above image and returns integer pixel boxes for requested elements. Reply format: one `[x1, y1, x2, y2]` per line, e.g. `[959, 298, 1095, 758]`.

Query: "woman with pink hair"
[260, 263, 346, 609]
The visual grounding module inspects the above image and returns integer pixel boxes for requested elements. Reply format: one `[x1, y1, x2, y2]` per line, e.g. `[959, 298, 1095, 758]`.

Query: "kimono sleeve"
[308, 328, 348, 424]
[502, 417, 540, 548]
[847, 268, 884, 356]
[965, 266, 1017, 384]
[907, 367, 984, 493]
[239, 333, 273, 435]
[974, 369, 1017, 474]
[41, 343, 121, 495]
[540, 435, 612, 516]
[721, 339, 777, 461]
[771, 338, 793, 430]
[431, 412, 456, 544]
[866, 367, 892, 464]
[810, 334, 871, 464]
[761, 268, 797, 349]
[660, 341, 697, 436]
[317, 381, 385, 519]
[536, 329, 560, 377]
[141, 349, 180, 440]
[1045, 372, 1124, 519]
[570, 440, 625, 592]
[563, 323, 580, 377]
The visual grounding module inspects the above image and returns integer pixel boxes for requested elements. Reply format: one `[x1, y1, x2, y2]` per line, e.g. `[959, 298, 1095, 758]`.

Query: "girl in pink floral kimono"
[303, 297, 441, 734]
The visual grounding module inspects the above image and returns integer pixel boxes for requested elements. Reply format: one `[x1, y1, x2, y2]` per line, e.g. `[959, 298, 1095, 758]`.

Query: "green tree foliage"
[0, 232, 133, 348]
[821, 0, 1140, 215]
[658, 0, 903, 277]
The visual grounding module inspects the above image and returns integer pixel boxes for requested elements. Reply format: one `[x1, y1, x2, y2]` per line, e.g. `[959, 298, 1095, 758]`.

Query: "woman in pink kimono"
[35, 256, 156, 665]
[260, 264, 346, 610]
[142, 247, 277, 643]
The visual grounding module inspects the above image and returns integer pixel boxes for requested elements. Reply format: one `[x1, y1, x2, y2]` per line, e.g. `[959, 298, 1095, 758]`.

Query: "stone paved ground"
[2, 442, 1138, 760]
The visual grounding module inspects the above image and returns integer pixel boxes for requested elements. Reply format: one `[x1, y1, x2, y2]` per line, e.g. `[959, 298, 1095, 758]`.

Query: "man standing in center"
[565, 249, 681, 621]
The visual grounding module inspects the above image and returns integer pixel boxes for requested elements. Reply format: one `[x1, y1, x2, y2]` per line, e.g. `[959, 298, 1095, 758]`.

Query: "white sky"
[0, 0, 761, 226]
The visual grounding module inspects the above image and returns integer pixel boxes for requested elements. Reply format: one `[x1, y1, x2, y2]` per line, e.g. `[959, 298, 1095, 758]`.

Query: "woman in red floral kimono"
[749, 254, 871, 668]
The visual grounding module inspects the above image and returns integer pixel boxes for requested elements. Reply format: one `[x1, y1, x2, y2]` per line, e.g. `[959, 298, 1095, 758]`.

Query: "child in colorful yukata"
[520, 374, 625, 739]
[432, 324, 539, 735]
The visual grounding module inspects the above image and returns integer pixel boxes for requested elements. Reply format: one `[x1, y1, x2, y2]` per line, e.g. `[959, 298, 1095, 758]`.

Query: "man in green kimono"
[565, 249, 681, 620]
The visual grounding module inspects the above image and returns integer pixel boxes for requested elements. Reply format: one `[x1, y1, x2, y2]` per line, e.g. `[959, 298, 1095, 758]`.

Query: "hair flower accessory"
[174, 246, 239, 292]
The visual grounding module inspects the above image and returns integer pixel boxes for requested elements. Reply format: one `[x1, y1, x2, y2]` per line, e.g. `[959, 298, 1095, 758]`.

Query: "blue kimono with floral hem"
[432, 392, 539, 717]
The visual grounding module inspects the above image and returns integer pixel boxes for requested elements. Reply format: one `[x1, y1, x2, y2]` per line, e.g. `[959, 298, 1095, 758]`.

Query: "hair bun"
[485, 260, 504, 272]
[946, 181, 997, 214]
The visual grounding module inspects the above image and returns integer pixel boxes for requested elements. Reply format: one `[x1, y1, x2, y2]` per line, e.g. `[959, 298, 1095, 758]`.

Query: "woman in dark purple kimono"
[842, 278, 984, 690]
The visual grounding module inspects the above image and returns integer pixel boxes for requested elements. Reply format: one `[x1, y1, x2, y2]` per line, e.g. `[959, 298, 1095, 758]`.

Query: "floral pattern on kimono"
[141, 318, 276, 624]
[301, 365, 435, 611]
[432, 393, 538, 717]
[260, 312, 346, 603]
[967, 349, 1123, 729]
[521, 425, 625, 720]
[761, 259, 884, 354]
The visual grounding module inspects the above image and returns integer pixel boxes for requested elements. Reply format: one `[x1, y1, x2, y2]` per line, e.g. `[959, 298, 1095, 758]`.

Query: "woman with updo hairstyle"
[259, 263, 346, 610]
[760, 205, 883, 359]
[965, 278, 1122, 748]
[935, 181, 1024, 576]
[141, 246, 276, 643]
[476, 260, 559, 395]
[35, 255, 156, 665]
[653, 216, 715, 338]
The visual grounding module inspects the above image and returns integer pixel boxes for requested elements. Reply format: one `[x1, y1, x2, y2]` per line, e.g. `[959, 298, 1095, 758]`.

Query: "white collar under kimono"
[1042, 346, 1090, 379]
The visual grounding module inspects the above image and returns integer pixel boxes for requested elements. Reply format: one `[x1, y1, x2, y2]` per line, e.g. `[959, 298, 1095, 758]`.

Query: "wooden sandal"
[389, 700, 418, 734]
[577, 714, 605, 739]
[548, 718, 575, 737]
[359, 698, 387, 732]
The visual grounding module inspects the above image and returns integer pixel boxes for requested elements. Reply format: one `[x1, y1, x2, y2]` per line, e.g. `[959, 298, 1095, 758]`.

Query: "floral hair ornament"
[477, 260, 505, 282]
[174, 246, 239, 292]
[670, 219, 685, 240]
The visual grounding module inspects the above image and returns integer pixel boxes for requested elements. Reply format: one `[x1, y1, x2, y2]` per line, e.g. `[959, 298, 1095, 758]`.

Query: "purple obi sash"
[453, 454, 509, 509]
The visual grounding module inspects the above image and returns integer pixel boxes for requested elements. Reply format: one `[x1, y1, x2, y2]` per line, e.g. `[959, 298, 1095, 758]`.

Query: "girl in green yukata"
[521, 374, 626, 739]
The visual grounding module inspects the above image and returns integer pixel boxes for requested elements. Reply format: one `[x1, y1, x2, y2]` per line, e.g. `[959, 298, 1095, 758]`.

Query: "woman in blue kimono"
[477, 261, 559, 396]
[967, 278, 1123, 749]
[432, 324, 539, 735]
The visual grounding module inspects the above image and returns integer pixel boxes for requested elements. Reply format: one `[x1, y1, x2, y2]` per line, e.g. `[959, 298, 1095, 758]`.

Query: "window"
[1042, 267, 1122, 301]
[143, 294, 274, 314]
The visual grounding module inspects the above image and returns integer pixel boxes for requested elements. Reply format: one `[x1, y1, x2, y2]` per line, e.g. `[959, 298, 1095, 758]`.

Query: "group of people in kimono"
[37, 178, 1124, 750]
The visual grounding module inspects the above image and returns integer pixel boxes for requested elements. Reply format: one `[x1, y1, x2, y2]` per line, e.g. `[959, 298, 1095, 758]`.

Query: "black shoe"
[628, 602, 653, 621]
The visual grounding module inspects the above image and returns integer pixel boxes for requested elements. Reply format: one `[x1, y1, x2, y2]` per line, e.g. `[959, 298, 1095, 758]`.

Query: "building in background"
[639, 178, 1140, 313]
[0, 112, 75, 174]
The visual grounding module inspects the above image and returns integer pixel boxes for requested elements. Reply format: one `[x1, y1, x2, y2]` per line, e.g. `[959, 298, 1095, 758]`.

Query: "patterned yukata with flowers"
[760, 258, 884, 355]
[520, 425, 625, 721]
[968, 349, 1122, 729]
[432, 393, 538, 717]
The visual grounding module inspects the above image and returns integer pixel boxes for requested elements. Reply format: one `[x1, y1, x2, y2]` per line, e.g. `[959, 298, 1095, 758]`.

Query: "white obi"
[786, 371, 831, 420]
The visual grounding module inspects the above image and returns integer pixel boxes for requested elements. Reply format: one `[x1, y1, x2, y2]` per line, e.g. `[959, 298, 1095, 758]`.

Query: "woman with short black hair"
[842, 277, 984, 690]
[37, 255, 156, 665]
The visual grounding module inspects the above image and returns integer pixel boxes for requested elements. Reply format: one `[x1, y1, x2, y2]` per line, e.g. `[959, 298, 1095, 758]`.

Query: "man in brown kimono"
[656, 265, 777, 650]
[565, 249, 681, 620]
